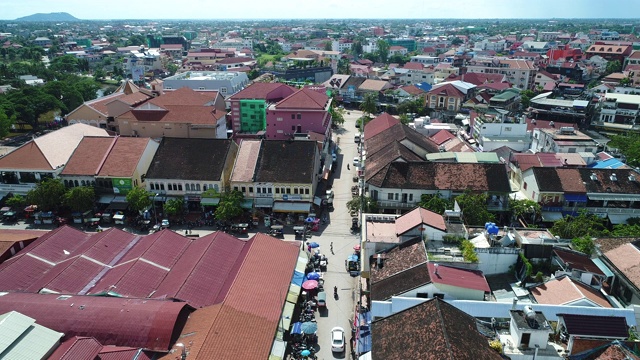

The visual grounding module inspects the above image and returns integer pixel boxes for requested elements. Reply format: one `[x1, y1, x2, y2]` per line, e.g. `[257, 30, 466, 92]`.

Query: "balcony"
[0, 183, 37, 194]
[377, 201, 417, 210]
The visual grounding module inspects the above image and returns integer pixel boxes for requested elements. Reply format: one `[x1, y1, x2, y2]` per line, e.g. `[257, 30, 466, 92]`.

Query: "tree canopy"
[607, 133, 640, 167]
[456, 191, 495, 225]
[215, 190, 244, 221]
[64, 186, 95, 212]
[418, 193, 452, 215]
[125, 187, 152, 213]
[163, 198, 185, 218]
[360, 93, 378, 116]
[26, 178, 67, 212]
[550, 211, 607, 239]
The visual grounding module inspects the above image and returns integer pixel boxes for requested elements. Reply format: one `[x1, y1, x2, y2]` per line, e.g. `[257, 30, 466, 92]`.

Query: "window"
[234, 186, 239, 191]
[297, 114, 301, 119]
[395, 193, 399, 200]
[291, 114, 295, 119]
[409, 194, 413, 202]
[532, 191, 536, 199]
[275, 188, 280, 194]
[523, 182, 528, 190]
[178, 184, 183, 191]
[286, 188, 291, 194]
[504, 127, 512, 131]
[568, 148, 577, 153]
[168, 184, 173, 191]
[268, 188, 272, 194]
[220, 87, 227, 94]
[305, 188, 309, 194]
[277, 117, 283, 121]
[257, 188, 261, 193]
[249, 187, 254, 193]
[292, 126, 296, 130]
[294, 188, 299, 194]
[160, 183, 165, 190]
[242, 186, 246, 193]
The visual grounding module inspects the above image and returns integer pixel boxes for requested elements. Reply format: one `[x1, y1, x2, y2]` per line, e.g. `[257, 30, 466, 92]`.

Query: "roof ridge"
[435, 299, 456, 360]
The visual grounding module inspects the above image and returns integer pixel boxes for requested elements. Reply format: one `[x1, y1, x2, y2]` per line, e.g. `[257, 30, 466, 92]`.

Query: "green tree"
[460, 240, 479, 262]
[125, 187, 152, 213]
[215, 190, 244, 221]
[26, 178, 67, 212]
[337, 58, 350, 75]
[346, 196, 379, 214]
[163, 198, 185, 217]
[351, 41, 363, 58]
[550, 212, 607, 239]
[64, 186, 95, 212]
[323, 41, 333, 51]
[606, 60, 622, 74]
[571, 236, 596, 256]
[329, 106, 345, 127]
[509, 199, 541, 224]
[397, 96, 427, 116]
[0, 109, 14, 139]
[607, 134, 640, 167]
[455, 191, 495, 226]
[360, 92, 378, 116]
[418, 193, 452, 214]
[620, 77, 632, 86]
[451, 37, 464, 46]
[399, 114, 411, 124]
[166, 63, 178, 76]
[520, 89, 535, 109]
[5, 194, 25, 209]
[49, 55, 79, 73]
[376, 39, 390, 63]
[93, 68, 106, 82]
[4, 86, 63, 129]
[609, 223, 640, 237]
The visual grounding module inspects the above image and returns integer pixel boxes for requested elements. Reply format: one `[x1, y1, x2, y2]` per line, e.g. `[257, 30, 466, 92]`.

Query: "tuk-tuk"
[346, 254, 360, 277]
[351, 217, 360, 232]
[2, 211, 17, 223]
[264, 215, 271, 227]
[85, 217, 101, 229]
[317, 291, 327, 308]
[230, 223, 249, 234]
[293, 226, 307, 238]
[269, 225, 284, 237]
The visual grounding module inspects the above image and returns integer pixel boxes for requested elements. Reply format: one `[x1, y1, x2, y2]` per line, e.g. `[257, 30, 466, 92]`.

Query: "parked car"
[331, 327, 345, 352]
[353, 157, 360, 167]
[161, 219, 170, 229]
[332, 153, 337, 162]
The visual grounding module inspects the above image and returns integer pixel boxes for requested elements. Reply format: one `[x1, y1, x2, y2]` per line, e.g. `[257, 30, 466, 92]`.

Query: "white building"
[531, 127, 599, 154]
[162, 71, 249, 95]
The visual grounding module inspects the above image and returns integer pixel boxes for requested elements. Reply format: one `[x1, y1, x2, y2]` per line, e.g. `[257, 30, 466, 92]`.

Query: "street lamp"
[153, 193, 159, 225]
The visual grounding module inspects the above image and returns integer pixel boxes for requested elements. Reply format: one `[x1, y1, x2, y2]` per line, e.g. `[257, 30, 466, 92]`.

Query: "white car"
[331, 326, 345, 353]
[161, 219, 170, 229]
[353, 157, 360, 167]
[332, 153, 337, 162]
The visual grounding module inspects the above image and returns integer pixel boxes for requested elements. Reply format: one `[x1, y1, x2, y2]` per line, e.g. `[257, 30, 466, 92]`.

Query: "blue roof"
[414, 82, 432, 92]
[356, 311, 372, 353]
[588, 158, 627, 169]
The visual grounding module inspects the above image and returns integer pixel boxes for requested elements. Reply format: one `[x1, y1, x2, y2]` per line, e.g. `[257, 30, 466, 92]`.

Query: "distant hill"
[15, 12, 79, 22]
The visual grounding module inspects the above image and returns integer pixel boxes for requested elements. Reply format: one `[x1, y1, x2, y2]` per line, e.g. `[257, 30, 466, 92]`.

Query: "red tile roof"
[229, 82, 296, 100]
[98, 346, 154, 360]
[275, 87, 329, 109]
[48, 336, 103, 360]
[399, 85, 426, 96]
[402, 62, 425, 70]
[97, 137, 151, 178]
[427, 263, 490, 291]
[554, 248, 605, 275]
[427, 83, 464, 98]
[61, 137, 116, 176]
[603, 243, 640, 289]
[395, 207, 447, 233]
[429, 129, 456, 145]
[0, 141, 53, 170]
[531, 276, 611, 307]
[363, 112, 400, 140]
[0, 293, 191, 351]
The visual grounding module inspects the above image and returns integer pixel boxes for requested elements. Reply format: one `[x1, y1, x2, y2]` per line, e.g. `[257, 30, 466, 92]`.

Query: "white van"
[354, 133, 361, 143]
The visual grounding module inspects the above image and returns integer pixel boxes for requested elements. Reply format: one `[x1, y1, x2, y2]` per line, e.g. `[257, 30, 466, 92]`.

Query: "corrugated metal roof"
[180, 234, 300, 360]
[0, 293, 190, 351]
[0, 227, 252, 309]
[48, 336, 103, 360]
[0, 311, 63, 359]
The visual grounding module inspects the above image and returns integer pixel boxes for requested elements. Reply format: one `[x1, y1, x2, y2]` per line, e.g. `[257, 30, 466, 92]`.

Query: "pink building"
[266, 87, 332, 140]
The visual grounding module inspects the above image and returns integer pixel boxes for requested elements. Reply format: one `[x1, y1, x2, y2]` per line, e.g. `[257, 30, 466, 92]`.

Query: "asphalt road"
[0, 110, 365, 359]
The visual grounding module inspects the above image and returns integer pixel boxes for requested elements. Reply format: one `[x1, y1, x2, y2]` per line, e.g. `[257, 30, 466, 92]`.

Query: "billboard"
[112, 178, 133, 194]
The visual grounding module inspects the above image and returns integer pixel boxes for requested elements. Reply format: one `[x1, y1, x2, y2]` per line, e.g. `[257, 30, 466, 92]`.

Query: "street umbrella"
[302, 280, 318, 290]
[300, 321, 317, 334]
[307, 272, 321, 280]
[308, 242, 320, 248]
[300, 349, 311, 357]
[305, 217, 316, 223]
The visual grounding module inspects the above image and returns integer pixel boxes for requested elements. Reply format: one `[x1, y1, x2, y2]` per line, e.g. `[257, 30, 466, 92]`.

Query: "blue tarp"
[357, 311, 372, 354]
[589, 158, 627, 169]
[291, 322, 302, 335]
[292, 271, 305, 287]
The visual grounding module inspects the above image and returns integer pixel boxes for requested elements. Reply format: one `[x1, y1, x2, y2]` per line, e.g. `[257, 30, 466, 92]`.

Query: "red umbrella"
[302, 280, 318, 290]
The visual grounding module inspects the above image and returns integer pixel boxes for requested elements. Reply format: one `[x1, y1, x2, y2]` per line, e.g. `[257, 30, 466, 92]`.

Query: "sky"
[3, 0, 640, 20]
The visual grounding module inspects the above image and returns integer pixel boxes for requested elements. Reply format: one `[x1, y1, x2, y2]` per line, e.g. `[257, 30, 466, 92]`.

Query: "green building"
[240, 99, 267, 133]
[390, 39, 417, 52]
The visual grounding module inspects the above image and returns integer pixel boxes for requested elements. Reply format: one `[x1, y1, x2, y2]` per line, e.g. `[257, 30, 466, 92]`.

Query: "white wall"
[476, 249, 520, 275]
[521, 170, 540, 201]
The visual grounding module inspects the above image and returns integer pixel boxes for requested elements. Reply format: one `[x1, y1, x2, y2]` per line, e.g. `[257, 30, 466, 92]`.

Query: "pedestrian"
[330, 242, 334, 255]
[347, 164, 350, 170]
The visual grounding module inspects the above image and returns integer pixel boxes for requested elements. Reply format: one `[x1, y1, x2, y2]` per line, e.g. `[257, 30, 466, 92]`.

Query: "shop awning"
[273, 202, 311, 213]
[541, 211, 564, 222]
[608, 214, 630, 225]
[564, 194, 587, 202]
[200, 197, 220, 206]
[278, 301, 296, 335]
[98, 195, 114, 204]
[255, 197, 274, 208]
[287, 283, 302, 303]
[241, 199, 254, 209]
[588, 194, 640, 201]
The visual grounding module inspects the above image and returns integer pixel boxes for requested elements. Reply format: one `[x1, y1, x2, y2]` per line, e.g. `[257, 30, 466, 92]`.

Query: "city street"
[0, 110, 365, 360]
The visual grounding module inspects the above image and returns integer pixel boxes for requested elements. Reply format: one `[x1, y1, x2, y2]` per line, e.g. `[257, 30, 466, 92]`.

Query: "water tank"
[414, 118, 424, 127]
[524, 306, 536, 320]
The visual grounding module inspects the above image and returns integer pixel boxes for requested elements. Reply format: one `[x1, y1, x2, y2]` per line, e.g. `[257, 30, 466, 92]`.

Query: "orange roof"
[61, 137, 116, 176]
[604, 243, 640, 288]
[275, 87, 328, 109]
[395, 207, 447, 234]
[531, 276, 611, 308]
[98, 137, 151, 178]
[0, 142, 53, 170]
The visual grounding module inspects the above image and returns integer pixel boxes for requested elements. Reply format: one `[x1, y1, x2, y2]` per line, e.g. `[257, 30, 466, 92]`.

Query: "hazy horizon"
[4, 0, 640, 21]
